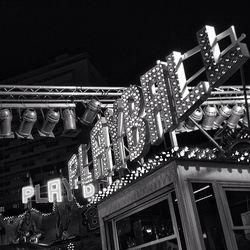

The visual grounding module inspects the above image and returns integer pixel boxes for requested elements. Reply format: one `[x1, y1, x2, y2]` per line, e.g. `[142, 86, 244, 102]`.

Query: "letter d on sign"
[83, 183, 95, 199]
[22, 186, 34, 204]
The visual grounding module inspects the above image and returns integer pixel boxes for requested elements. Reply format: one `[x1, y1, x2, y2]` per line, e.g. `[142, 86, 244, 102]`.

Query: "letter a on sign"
[48, 178, 62, 202]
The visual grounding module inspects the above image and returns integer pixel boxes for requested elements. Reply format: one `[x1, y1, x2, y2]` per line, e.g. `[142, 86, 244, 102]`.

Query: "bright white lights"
[104, 100, 127, 170]
[22, 186, 35, 204]
[82, 183, 96, 199]
[67, 242, 75, 250]
[78, 144, 93, 185]
[140, 64, 172, 145]
[197, 25, 248, 86]
[121, 85, 149, 161]
[67, 154, 79, 189]
[91, 117, 113, 180]
[47, 178, 62, 202]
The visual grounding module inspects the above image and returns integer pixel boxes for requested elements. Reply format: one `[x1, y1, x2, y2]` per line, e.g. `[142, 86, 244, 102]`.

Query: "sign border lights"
[104, 100, 127, 170]
[68, 153, 79, 190]
[78, 144, 93, 185]
[121, 85, 150, 161]
[197, 25, 245, 86]
[91, 117, 113, 180]
[66, 144, 96, 199]
[141, 63, 173, 145]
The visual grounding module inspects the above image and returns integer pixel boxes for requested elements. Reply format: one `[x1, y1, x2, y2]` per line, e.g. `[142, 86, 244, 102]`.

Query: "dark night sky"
[0, 1, 249, 86]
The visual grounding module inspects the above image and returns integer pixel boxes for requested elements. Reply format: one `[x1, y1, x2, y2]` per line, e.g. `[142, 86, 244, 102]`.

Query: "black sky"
[0, 1, 249, 86]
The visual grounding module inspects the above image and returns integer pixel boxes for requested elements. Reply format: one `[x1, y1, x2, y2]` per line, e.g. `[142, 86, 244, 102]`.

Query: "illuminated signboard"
[22, 186, 35, 204]
[78, 144, 92, 185]
[90, 25, 249, 175]
[68, 153, 79, 190]
[78, 144, 96, 198]
[104, 100, 127, 170]
[67, 144, 96, 198]
[47, 178, 62, 202]
[22, 178, 62, 204]
[121, 85, 150, 161]
[19, 25, 250, 204]
[61, 25, 249, 201]
[90, 117, 113, 179]
[22, 178, 73, 204]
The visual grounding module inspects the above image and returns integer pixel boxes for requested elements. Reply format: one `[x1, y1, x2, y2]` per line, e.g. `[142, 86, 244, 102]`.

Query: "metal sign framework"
[0, 84, 249, 109]
[0, 85, 126, 108]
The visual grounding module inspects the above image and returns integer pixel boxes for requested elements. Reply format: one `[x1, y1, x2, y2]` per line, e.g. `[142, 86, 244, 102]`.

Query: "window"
[114, 193, 184, 250]
[192, 183, 227, 250]
[225, 188, 250, 250]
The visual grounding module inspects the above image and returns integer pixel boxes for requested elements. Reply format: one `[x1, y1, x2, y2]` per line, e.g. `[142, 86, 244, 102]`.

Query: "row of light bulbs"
[88, 144, 250, 205]
[88, 150, 177, 205]
[0, 99, 101, 139]
[2, 205, 55, 223]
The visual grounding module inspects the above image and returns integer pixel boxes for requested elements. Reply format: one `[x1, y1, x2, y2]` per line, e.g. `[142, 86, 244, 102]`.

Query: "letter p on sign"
[22, 186, 34, 204]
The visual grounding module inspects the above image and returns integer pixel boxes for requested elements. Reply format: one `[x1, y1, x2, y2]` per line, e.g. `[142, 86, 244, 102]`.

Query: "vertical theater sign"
[21, 25, 249, 203]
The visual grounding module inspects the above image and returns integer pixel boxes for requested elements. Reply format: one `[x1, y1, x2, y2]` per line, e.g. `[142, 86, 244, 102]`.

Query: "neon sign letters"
[22, 178, 63, 204]
[22, 178, 74, 204]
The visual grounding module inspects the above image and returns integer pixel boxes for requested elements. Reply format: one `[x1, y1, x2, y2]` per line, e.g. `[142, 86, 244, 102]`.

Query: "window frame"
[188, 180, 237, 250]
[104, 187, 184, 250]
[218, 183, 250, 249]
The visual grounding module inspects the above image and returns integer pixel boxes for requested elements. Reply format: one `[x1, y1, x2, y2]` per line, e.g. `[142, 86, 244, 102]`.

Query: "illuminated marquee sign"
[78, 144, 95, 198]
[68, 154, 79, 190]
[90, 117, 113, 179]
[104, 100, 127, 170]
[121, 85, 150, 161]
[19, 26, 249, 204]
[67, 144, 96, 198]
[22, 178, 63, 204]
[22, 178, 73, 204]
[90, 25, 249, 175]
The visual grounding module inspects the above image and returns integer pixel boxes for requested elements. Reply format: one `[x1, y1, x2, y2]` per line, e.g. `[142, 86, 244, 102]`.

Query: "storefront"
[98, 158, 250, 250]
